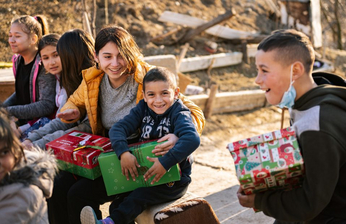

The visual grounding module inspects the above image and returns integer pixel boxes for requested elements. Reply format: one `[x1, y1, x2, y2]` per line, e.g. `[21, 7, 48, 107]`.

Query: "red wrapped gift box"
[46, 131, 112, 179]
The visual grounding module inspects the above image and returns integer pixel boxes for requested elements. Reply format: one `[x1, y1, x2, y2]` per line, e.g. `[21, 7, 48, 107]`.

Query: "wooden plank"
[0, 69, 15, 102]
[187, 89, 266, 114]
[178, 9, 236, 43]
[159, 11, 260, 40]
[179, 52, 242, 73]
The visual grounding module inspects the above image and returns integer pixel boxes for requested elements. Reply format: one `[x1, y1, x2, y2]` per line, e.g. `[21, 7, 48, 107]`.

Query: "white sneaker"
[80, 206, 100, 224]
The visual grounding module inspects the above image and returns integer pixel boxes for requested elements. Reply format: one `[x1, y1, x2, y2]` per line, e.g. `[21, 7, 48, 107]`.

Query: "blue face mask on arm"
[277, 65, 296, 109]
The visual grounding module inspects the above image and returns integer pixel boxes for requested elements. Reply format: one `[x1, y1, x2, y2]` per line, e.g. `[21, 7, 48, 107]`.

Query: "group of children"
[0, 12, 345, 224]
[1, 14, 204, 224]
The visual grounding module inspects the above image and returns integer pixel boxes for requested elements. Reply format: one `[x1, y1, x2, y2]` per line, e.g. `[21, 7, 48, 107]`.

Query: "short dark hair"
[143, 67, 177, 92]
[258, 29, 315, 73]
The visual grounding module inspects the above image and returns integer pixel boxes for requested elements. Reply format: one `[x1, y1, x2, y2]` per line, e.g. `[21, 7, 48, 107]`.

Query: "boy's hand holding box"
[46, 131, 112, 180]
[228, 127, 305, 195]
[99, 140, 181, 196]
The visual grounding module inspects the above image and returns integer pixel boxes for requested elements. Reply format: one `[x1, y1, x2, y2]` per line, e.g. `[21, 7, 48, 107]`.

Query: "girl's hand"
[22, 139, 34, 150]
[56, 109, 80, 121]
[120, 152, 140, 181]
[152, 134, 179, 156]
[143, 157, 166, 184]
[237, 186, 255, 208]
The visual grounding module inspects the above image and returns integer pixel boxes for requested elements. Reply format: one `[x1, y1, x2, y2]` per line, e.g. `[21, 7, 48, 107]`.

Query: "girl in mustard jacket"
[51, 26, 205, 224]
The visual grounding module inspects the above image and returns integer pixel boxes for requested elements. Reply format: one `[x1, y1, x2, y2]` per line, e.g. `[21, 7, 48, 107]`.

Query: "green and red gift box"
[46, 131, 112, 180]
[228, 127, 305, 195]
[99, 140, 181, 196]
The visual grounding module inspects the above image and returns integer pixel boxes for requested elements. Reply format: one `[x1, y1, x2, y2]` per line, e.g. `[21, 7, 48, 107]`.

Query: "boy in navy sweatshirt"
[80, 67, 200, 224]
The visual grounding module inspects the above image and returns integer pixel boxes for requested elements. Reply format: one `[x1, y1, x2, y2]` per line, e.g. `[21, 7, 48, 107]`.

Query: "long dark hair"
[0, 108, 25, 168]
[57, 29, 95, 97]
[38, 33, 60, 56]
[95, 26, 143, 75]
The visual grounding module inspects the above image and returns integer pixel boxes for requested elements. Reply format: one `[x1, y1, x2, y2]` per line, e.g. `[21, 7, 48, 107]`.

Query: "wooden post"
[241, 40, 248, 64]
[92, 0, 97, 38]
[204, 84, 218, 119]
[105, 0, 109, 25]
[82, 12, 92, 35]
[176, 43, 190, 71]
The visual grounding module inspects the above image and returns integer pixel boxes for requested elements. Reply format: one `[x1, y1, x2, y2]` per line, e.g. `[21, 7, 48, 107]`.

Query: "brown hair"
[38, 33, 60, 56]
[11, 15, 49, 43]
[57, 29, 95, 97]
[258, 29, 315, 74]
[0, 108, 25, 168]
[95, 26, 143, 75]
[143, 67, 177, 92]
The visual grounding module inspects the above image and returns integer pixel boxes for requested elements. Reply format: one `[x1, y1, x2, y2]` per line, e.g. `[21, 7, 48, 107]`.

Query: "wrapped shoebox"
[46, 131, 112, 180]
[228, 127, 305, 195]
[99, 140, 181, 196]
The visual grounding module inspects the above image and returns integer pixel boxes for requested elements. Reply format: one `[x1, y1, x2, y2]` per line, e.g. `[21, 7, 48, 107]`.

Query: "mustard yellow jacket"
[60, 62, 205, 136]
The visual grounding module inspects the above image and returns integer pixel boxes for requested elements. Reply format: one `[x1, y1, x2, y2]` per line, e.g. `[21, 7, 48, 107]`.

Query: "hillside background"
[1, 0, 345, 91]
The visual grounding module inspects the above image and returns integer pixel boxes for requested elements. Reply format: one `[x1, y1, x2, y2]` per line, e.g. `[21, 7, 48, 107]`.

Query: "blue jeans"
[108, 175, 191, 224]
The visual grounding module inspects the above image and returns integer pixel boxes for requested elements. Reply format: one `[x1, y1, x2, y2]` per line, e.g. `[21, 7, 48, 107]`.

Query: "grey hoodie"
[0, 149, 58, 224]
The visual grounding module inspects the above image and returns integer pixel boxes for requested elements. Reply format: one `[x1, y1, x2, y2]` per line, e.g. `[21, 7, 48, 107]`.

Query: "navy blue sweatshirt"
[109, 99, 200, 177]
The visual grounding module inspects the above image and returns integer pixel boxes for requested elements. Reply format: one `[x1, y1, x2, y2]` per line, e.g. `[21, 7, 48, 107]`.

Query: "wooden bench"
[135, 192, 220, 224]
[0, 69, 15, 102]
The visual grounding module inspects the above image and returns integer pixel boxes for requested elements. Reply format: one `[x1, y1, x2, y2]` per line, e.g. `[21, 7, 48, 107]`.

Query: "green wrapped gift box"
[99, 140, 181, 196]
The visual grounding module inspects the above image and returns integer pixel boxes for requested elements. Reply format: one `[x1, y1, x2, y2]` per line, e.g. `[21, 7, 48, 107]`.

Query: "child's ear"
[142, 90, 147, 102]
[31, 34, 38, 45]
[174, 87, 180, 99]
[292, 61, 305, 80]
[94, 52, 99, 63]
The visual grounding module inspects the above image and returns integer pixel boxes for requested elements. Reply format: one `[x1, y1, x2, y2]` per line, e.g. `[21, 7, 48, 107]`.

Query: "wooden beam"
[179, 52, 242, 73]
[178, 9, 236, 44]
[159, 11, 260, 40]
[187, 89, 266, 114]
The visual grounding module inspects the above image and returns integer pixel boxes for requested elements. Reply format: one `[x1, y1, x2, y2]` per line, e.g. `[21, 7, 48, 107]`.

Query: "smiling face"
[0, 141, 15, 181]
[255, 49, 292, 105]
[143, 81, 180, 115]
[40, 45, 62, 75]
[8, 23, 36, 55]
[95, 41, 128, 88]
[255, 50, 291, 105]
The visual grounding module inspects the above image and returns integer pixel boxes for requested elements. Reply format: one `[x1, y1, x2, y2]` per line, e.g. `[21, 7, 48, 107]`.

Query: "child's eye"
[54, 53, 59, 58]
[0, 149, 10, 157]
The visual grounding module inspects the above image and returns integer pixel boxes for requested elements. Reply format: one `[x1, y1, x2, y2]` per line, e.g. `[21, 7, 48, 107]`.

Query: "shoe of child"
[80, 206, 114, 224]
[80, 206, 101, 224]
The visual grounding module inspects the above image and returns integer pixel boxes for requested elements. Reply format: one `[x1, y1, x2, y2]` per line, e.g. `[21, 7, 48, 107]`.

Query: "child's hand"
[120, 151, 140, 181]
[143, 157, 166, 184]
[152, 134, 178, 156]
[22, 139, 34, 150]
[237, 186, 255, 208]
[56, 109, 80, 121]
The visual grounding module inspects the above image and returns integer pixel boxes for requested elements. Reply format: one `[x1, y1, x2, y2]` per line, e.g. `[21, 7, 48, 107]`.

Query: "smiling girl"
[4, 15, 56, 135]
[22, 29, 94, 150]
[54, 25, 205, 224]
